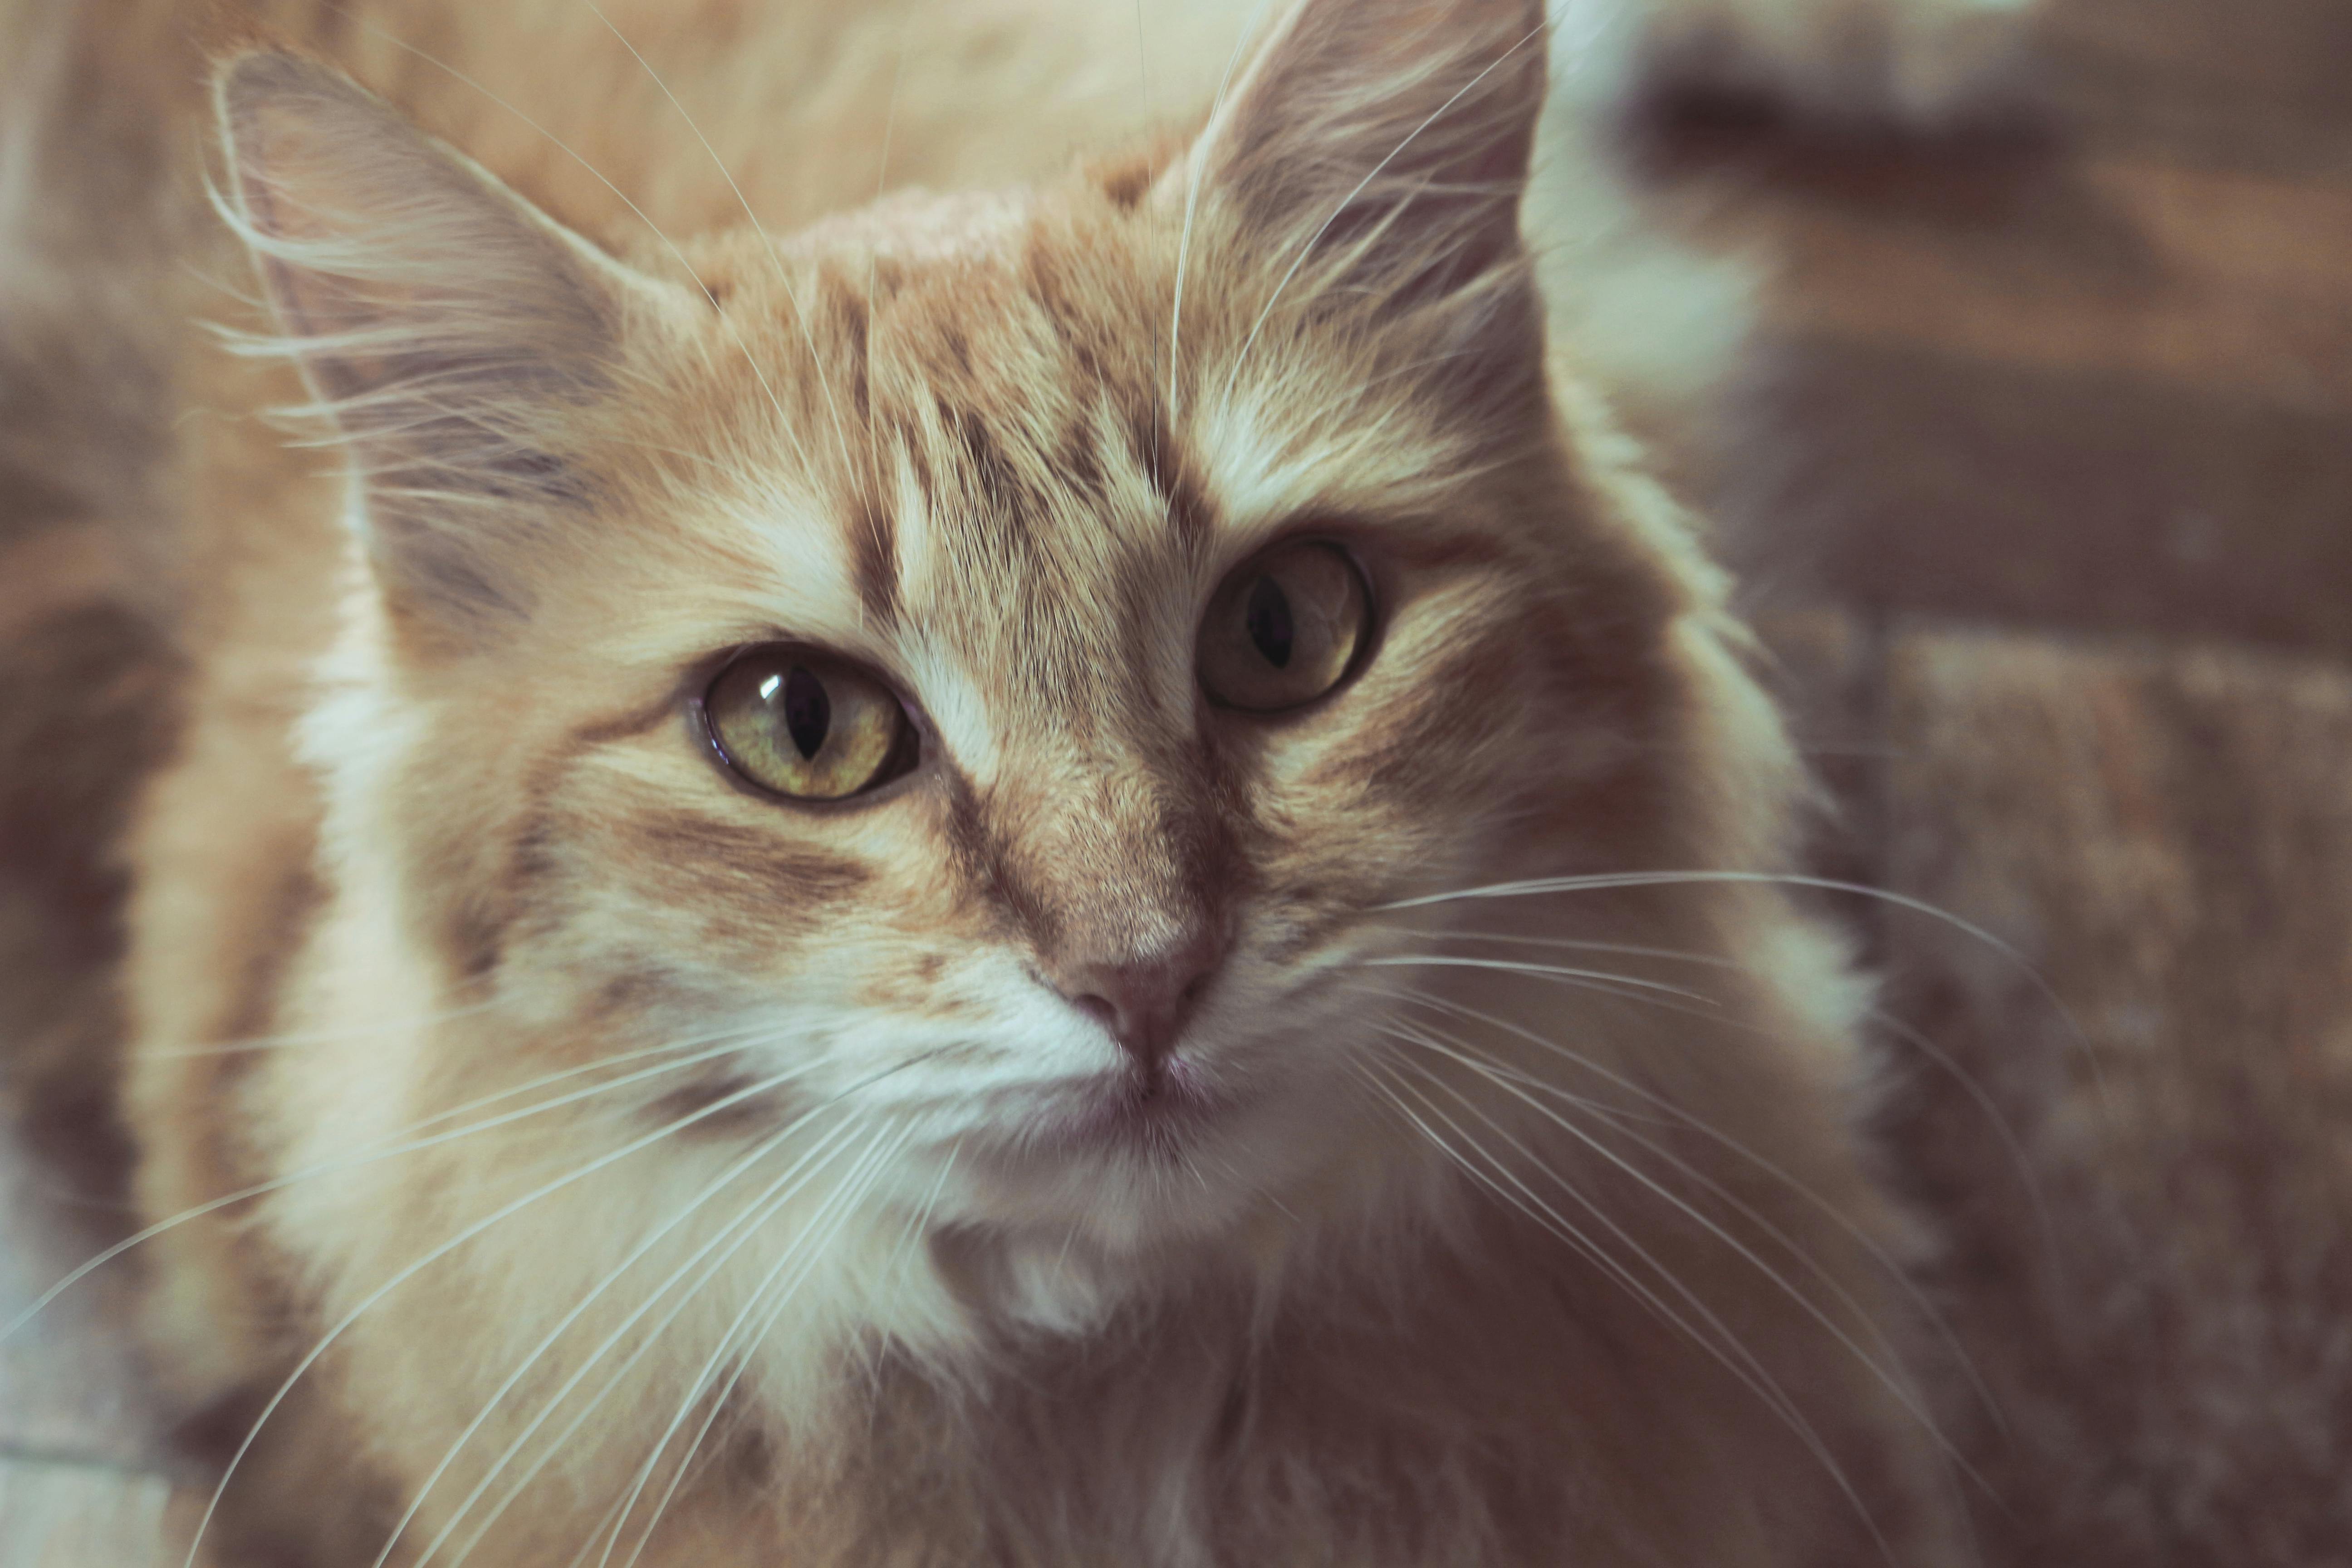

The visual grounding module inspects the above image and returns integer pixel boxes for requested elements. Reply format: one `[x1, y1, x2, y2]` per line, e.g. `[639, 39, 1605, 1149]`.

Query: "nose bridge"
[1003, 744, 1237, 1066]
[1020, 746, 1222, 966]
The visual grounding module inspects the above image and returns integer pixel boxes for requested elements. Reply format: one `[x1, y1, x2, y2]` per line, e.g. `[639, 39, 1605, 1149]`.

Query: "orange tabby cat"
[9, 0, 2036, 1561]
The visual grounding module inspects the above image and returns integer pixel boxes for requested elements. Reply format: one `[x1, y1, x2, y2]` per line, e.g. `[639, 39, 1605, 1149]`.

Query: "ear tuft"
[1205, 0, 1549, 314]
[215, 50, 626, 642]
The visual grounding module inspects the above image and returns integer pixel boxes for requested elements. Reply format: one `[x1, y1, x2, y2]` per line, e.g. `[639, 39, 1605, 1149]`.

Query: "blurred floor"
[1658, 0, 2352, 1553]
[4, 0, 2349, 1559]
[1661, 0, 2352, 655]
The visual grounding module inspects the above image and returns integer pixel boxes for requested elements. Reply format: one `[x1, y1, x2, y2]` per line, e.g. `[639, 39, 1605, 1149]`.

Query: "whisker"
[1384, 1019, 1974, 1483]
[1359, 1045, 1841, 1474]
[5, 1025, 793, 1348]
[887, 1142, 960, 1294]
[1205, 1149, 1303, 1225]
[128, 995, 506, 1059]
[597, 1125, 915, 1568]
[444, 1128, 877, 1568]
[832, 1140, 959, 1407]
[1868, 1005, 2058, 1258]
[1368, 924, 1738, 968]
[1364, 1051, 1776, 1405]
[374, 1113, 861, 1568]
[391, 1026, 776, 1143]
[1378, 869, 2112, 1112]
[1371, 904, 2068, 1303]
[412, 1119, 880, 1568]
[178, 1051, 938, 1568]
[1397, 985, 2011, 1437]
[1368, 1049, 1897, 1566]
[1364, 952, 1720, 1006]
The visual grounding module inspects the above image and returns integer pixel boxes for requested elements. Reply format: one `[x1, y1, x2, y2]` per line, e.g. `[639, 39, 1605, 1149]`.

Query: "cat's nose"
[1048, 928, 1226, 1067]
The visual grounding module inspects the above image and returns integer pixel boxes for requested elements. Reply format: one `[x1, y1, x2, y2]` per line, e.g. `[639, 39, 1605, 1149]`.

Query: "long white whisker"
[414, 1118, 877, 1568]
[1365, 1052, 1767, 1392]
[5, 1027, 791, 1348]
[129, 995, 505, 1059]
[178, 1052, 934, 1568]
[887, 1143, 959, 1293]
[446, 1127, 882, 1568]
[387, 1026, 772, 1143]
[1386, 1019, 1966, 1474]
[1366, 952, 1720, 1005]
[1361, 1042, 1826, 1449]
[1371, 1050, 1896, 1566]
[375, 1112, 856, 1568]
[836, 1138, 962, 1412]
[1376, 900, 2067, 1305]
[1399, 984, 2009, 1435]
[1868, 1005, 2058, 1261]
[1380, 869, 2111, 1112]
[1372, 925, 1739, 967]
[601, 1124, 915, 1568]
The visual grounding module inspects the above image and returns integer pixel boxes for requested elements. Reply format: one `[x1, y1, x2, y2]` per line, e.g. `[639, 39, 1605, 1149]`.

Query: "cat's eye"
[701, 647, 916, 801]
[1196, 541, 1372, 713]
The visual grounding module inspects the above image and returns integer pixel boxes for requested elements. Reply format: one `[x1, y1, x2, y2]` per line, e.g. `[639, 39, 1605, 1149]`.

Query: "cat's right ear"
[214, 49, 664, 652]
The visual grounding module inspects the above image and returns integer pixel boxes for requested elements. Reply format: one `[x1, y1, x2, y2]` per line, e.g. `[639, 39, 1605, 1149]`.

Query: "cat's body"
[5, 0, 2037, 1562]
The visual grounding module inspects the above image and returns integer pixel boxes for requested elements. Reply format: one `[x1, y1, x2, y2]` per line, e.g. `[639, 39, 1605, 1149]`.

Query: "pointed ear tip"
[210, 42, 375, 135]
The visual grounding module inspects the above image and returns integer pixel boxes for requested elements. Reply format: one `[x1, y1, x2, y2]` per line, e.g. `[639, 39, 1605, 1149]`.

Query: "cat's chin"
[941, 1059, 1345, 1257]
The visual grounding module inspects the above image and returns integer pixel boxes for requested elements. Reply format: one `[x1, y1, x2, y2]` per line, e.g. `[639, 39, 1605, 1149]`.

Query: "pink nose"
[1046, 928, 1225, 1066]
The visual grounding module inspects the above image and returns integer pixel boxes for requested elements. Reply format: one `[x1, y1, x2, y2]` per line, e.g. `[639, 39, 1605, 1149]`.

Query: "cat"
[0, 0, 2041, 1562]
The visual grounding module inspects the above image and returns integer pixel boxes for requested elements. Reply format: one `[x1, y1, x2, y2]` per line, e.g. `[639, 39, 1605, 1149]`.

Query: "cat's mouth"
[1020, 1057, 1234, 1160]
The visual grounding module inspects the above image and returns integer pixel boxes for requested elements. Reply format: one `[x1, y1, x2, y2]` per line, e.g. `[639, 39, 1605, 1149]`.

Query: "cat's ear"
[1182, 0, 1548, 338]
[214, 49, 650, 649]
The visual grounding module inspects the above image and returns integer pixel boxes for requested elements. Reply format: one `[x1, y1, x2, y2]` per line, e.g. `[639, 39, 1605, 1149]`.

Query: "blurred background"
[2, 0, 2348, 1560]
[1659, 0, 2352, 1554]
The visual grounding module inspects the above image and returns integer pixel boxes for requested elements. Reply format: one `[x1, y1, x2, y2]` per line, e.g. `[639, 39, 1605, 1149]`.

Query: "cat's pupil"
[783, 666, 831, 759]
[1245, 575, 1294, 669]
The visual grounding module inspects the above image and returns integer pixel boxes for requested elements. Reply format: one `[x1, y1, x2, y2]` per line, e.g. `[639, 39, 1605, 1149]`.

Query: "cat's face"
[234, 0, 1694, 1263]
[474, 213, 1685, 1253]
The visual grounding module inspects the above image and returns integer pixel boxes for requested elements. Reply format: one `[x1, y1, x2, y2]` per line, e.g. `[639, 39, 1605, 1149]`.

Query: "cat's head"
[219, 0, 1764, 1285]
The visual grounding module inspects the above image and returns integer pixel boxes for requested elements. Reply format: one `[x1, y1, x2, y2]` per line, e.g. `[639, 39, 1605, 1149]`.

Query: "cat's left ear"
[1175, 0, 1548, 351]
[215, 49, 665, 651]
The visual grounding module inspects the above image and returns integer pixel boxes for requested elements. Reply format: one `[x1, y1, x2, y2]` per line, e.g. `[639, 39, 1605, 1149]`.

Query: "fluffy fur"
[4, 0, 2042, 1562]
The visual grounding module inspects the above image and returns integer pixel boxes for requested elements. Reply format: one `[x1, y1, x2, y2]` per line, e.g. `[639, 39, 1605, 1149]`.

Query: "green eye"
[702, 648, 914, 800]
[1197, 541, 1371, 713]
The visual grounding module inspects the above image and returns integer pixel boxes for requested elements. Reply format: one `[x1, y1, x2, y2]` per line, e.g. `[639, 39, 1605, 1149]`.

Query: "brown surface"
[1674, 0, 2352, 1541]
[1864, 626, 2352, 1562]
[1649, 0, 2352, 659]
